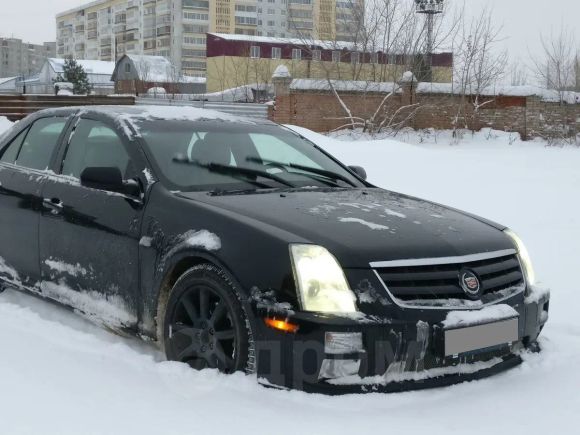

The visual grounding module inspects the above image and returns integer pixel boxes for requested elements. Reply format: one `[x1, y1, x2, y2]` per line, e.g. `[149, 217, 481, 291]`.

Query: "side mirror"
[348, 165, 367, 181]
[80, 167, 139, 196]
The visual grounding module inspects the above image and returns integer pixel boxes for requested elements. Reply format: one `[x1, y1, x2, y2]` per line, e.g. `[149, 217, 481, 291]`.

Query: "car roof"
[34, 105, 276, 127]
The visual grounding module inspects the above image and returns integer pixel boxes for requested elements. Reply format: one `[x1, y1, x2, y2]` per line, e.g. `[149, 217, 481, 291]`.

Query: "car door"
[39, 115, 145, 330]
[0, 116, 70, 290]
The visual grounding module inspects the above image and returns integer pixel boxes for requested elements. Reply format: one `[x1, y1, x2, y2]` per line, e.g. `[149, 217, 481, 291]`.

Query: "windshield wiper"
[173, 157, 296, 189]
[246, 157, 357, 187]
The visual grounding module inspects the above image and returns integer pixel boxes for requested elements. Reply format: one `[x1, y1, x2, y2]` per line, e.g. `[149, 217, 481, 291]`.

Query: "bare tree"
[135, 58, 152, 95]
[531, 27, 578, 104]
[452, 7, 507, 137]
[166, 59, 182, 97]
[287, 0, 461, 134]
[509, 60, 528, 86]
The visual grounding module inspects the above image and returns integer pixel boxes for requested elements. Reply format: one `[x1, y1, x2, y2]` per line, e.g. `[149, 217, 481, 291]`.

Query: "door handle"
[43, 198, 63, 213]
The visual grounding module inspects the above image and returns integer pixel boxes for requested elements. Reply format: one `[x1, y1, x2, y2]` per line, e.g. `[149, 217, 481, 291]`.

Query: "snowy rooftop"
[417, 82, 580, 104]
[119, 54, 206, 84]
[56, 0, 109, 17]
[209, 33, 357, 51]
[291, 79, 399, 94]
[289, 78, 579, 103]
[48, 58, 115, 76]
[0, 77, 17, 85]
[125, 54, 174, 82]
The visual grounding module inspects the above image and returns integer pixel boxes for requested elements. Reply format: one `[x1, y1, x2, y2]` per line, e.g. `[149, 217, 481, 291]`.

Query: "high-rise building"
[56, 0, 363, 78]
[0, 38, 56, 78]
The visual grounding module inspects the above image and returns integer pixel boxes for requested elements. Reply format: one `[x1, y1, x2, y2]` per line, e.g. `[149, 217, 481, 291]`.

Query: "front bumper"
[254, 286, 550, 394]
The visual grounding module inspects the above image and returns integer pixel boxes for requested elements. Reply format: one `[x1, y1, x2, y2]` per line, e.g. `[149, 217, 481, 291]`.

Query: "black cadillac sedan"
[0, 106, 549, 393]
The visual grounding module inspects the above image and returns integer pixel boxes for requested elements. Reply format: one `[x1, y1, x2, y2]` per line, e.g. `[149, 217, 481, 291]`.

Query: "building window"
[183, 12, 209, 20]
[271, 47, 281, 59]
[125, 63, 131, 73]
[235, 5, 256, 12]
[250, 45, 261, 58]
[350, 52, 360, 64]
[292, 48, 302, 60]
[184, 36, 206, 45]
[235, 16, 257, 25]
[183, 0, 210, 7]
[267, 20, 275, 27]
[312, 49, 321, 61]
[332, 51, 341, 62]
[268, 8, 275, 14]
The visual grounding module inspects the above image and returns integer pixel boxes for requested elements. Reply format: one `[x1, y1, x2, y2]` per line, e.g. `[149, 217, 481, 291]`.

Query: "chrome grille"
[375, 253, 524, 302]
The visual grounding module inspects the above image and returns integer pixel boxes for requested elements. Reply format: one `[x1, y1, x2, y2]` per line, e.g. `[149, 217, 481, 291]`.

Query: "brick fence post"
[399, 71, 418, 106]
[270, 65, 293, 124]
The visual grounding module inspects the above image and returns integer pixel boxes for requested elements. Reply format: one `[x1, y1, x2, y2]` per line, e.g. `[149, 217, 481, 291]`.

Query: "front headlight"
[289, 244, 358, 313]
[504, 229, 536, 286]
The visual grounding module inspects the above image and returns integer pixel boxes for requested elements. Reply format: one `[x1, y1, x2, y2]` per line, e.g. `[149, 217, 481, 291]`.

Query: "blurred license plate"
[444, 318, 519, 356]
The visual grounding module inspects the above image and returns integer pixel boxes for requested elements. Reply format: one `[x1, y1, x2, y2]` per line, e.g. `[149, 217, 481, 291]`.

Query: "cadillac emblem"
[459, 270, 482, 299]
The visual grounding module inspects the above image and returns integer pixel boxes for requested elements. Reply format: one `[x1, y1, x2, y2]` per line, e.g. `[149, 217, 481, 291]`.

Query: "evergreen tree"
[62, 57, 92, 95]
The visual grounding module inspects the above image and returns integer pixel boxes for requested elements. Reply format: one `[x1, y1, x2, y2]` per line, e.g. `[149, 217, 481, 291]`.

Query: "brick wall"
[269, 84, 579, 140]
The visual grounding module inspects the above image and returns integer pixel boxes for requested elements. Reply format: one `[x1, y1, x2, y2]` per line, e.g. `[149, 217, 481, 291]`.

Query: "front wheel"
[162, 264, 252, 373]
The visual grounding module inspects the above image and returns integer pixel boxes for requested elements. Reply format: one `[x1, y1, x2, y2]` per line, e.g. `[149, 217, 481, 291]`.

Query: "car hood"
[177, 188, 513, 268]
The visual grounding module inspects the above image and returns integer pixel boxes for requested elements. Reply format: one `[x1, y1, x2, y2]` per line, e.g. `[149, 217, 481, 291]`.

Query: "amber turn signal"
[264, 317, 299, 333]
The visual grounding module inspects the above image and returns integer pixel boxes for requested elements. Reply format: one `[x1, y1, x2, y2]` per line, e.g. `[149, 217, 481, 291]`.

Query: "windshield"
[137, 121, 364, 192]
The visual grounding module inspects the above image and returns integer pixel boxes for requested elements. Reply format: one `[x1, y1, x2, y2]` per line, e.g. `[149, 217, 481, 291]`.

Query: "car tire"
[161, 264, 253, 374]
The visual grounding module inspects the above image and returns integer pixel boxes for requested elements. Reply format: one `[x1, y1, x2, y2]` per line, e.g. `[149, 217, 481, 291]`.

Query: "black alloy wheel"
[163, 264, 251, 373]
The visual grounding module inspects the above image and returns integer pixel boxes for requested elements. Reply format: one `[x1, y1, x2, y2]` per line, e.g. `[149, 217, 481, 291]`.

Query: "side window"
[15, 117, 67, 170]
[62, 119, 133, 179]
[0, 128, 29, 164]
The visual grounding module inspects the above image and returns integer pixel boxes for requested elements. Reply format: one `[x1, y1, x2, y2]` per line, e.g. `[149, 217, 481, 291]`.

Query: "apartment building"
[0, 38, 56, 78]
[56, 0, 363, 77]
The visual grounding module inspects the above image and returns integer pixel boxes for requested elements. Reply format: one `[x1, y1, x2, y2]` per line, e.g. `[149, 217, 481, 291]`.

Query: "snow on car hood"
[178, 188, 514, 268]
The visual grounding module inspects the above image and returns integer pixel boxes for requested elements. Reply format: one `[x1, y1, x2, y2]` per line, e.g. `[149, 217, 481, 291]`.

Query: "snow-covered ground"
[1, 117, 579, 435]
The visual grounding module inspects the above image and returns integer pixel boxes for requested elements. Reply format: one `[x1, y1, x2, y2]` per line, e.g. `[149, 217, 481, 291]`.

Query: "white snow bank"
[1, 121, 579, 435]
[443, 304, 519, 328]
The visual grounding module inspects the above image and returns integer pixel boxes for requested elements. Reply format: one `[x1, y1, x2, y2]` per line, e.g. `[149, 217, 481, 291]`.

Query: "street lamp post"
[415, 0, 444, 81]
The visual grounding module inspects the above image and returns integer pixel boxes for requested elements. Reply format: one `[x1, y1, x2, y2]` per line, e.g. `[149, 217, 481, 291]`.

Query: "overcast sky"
[0, 0, 578, 59]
